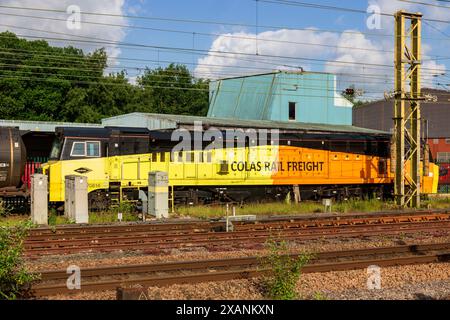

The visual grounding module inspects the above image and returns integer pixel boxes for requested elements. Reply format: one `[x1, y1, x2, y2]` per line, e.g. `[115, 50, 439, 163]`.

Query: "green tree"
[0, 32, 210, 122]
[138, 63, 209, 116]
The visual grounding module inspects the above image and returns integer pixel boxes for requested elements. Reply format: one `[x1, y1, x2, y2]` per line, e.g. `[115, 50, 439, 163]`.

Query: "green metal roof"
[102, 112, 390, 135]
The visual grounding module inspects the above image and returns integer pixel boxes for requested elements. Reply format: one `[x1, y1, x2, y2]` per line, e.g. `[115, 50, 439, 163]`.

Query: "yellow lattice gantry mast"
[394, 11, 422, 208]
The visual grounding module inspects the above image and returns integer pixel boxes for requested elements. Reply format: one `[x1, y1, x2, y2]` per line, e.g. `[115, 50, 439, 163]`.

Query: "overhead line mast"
[394, 11, 423, 208]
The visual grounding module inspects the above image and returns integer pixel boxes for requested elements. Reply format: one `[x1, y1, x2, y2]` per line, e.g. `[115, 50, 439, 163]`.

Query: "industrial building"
[353, 89, 450, 161]
[353, 88, 450, 191]
[208, 71, 353, 125]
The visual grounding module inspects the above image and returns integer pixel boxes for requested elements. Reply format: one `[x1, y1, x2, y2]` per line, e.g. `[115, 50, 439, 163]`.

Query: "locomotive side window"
[87, 142, 100, 157]
[70, 141, 101, 157]
[71, 142, 86, 157]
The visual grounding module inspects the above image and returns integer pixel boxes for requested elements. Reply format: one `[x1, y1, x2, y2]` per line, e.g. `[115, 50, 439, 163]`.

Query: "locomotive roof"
[55, 126, 151, 137]
[102, 113, 391, 137]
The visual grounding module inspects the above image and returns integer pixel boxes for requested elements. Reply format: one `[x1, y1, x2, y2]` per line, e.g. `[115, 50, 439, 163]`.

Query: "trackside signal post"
[394, 11, 422, 208]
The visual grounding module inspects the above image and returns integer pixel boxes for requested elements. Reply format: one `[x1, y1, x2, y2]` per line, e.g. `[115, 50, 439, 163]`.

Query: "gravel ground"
[324, 280, 450, 300]
[30, 230, 450, 300]
[45, 262, 450, 300]
[26, 231, 450, 272]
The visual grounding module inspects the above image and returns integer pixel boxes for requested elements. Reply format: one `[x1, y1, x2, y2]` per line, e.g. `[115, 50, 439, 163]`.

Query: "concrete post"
[293, 185, 301, 203]
[65, 176, 73, 221]
[148, 171, 169, 219]
[65, 175, 89, 224]
[30, 174, 48, 225]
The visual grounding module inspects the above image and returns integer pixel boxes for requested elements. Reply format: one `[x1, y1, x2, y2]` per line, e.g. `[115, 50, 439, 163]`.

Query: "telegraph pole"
[394, 11, 422, 208]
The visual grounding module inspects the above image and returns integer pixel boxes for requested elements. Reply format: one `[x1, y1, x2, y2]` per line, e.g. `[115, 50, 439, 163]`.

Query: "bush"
[111, 202, 136, 215]
[260, 240, 311, 300]
[0, 200, 11, 217]
[0, 221, 39, 299]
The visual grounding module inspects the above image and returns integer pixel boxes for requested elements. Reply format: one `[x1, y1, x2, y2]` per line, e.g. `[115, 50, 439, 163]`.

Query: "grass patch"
[0, 216, 29, 228]
[2, 196, 450, 226]
[175, 199, 397, 219]
[89, 202, 141, 224]
[176, 197, 450, 219]
[422, 197, 450, 210]
[89, 212, 140, 224]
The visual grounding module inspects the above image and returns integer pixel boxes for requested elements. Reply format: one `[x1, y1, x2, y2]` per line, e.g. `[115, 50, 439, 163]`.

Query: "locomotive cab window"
[87, 142, 100, 157]
[70, 141, 101, 158]
[71, 142, 86, 157]
[49, 138, 63, 160]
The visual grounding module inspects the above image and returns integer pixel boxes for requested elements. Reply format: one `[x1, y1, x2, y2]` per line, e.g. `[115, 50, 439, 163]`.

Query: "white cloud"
[195, 29, 339, 79]
[370, 0, 450, 32]
[0, 0, 128, 67]
[196, 0, 448, 100]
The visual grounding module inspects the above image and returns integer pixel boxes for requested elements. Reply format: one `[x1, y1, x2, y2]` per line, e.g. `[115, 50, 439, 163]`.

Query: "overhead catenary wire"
[257, 0, 450, 24]
[0, 11, 450, 75]
[0, 73, 386, 101]
[0, 38, 444, 91]
[1, 32, 448, 77]
[0, 65, 398, 96]
[397, 0, 450, 9]
[2, 51, 444, 89]
[0, 4, 446, 95]
[1, 3, 450, 42]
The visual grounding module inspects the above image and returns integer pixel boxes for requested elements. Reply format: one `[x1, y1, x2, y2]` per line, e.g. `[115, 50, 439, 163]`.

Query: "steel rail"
[37, 242, 450, 281]
[31, 246, 450, 297]
[25, 221, 450, 256]
[27, 210, 450, 239]
[25, 213, 450, 244]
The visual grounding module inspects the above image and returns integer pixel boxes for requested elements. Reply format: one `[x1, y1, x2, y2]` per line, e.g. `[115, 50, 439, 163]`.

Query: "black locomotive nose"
[0, 127, 26, 189]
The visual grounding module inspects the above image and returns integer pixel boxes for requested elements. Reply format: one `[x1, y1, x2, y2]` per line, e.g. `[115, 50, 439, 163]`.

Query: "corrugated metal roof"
[0, 119, 103, 132]
[102, 112, 390, 135]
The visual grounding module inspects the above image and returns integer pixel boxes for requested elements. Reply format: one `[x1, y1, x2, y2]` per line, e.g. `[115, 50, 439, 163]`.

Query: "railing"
[21, 158, 48, 189]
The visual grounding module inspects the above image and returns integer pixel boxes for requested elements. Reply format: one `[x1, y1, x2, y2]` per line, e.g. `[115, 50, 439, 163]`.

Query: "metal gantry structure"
[394, 11, 422, 208]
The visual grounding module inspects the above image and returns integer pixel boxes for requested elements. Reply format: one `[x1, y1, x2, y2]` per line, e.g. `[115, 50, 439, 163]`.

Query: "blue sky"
[120, 0, 450, 97]
[0, 0, 449, 99]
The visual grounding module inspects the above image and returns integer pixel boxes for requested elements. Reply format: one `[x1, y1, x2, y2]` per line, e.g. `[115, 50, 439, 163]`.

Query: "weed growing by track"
[423, 197, 450, 210]
[176, 199, 396, 219]
[176, 197, 450, 219]
[90, 202, 140, 223]
[0, 200, 11, 218]
[260, 239, 311, 300]
[0, 221, 39, 300]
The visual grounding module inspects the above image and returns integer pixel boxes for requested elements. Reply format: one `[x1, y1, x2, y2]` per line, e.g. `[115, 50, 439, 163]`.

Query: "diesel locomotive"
[38, 124, 438, 210]
[0, 124, 440, 211]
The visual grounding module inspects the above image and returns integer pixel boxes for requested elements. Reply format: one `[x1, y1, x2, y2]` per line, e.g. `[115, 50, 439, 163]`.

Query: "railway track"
[28, 210, 450, 240]
[31, 242, 450, 297]
[24, 212, 450, 256]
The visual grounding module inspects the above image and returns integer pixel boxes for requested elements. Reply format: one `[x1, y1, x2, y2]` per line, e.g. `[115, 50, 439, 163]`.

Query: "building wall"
[428, 138, 450, 163]
[353, 89, 450, 138]
[208, 72, 353, 125]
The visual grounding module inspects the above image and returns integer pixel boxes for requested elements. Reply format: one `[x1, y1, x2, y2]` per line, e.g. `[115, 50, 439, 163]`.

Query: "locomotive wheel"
[88, 190, 110, 212]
